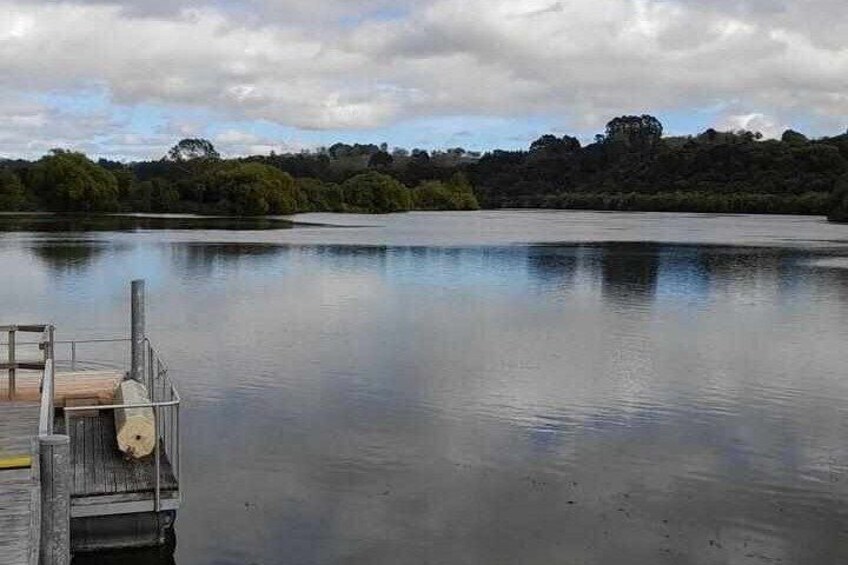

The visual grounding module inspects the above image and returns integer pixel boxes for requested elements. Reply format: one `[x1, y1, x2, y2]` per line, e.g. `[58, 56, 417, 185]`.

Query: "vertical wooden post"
[47, 325, 54, 363]
[39, 434, 70, 565]
[7, 328, 15, 400]
[131, 279, 146, 382]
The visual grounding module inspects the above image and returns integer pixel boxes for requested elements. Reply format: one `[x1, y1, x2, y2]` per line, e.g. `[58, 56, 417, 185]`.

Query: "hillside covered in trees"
[2, 115, 848, 220]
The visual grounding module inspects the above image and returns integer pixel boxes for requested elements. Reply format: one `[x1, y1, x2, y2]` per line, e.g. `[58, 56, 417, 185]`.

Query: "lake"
[2, 210, 848, 564]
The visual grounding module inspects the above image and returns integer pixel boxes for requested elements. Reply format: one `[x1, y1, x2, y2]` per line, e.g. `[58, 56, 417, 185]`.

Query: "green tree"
[30, 150, 119, 212]
[445, 172, 479, 209]
[412, 181, 454, 210]
[368, 151, 394, 169]
[130, 178, 180, 212]
[0, 169, 26, 211]
[604, 115, 664, 148]
[165, 138, 220, 161]
[211, 162, 298, 215]
[341, 171, 411, 213]
[828, 175, 848, 223]
[781, 129, 809, 145]
[295, 177, 344, 212]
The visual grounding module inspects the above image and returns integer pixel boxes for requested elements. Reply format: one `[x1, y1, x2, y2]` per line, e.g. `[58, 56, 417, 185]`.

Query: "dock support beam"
[130, 279, 145, 383]
[39, 434, 70, 565]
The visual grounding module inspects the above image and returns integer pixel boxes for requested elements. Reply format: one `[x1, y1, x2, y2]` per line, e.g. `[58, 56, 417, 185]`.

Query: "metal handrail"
[60, 337, 180, 512]
[5, 326, 180, 512]
[1, 339, 131, 346]
[0, 338, 132, 373]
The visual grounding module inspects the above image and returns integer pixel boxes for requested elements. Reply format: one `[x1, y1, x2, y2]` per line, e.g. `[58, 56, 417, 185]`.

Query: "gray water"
[2, 210, 848, 565]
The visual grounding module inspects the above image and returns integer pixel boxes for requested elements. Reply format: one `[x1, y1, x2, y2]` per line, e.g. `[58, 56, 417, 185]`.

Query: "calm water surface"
[2, 210, 848, 565]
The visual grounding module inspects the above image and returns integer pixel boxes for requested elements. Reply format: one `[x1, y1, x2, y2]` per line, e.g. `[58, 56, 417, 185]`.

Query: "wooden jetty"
[1, 281, 181, 564]
[0, 402, 40, 565]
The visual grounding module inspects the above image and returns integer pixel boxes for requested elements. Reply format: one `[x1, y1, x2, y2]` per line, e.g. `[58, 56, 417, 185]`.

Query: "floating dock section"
[0, 281, 181, 563]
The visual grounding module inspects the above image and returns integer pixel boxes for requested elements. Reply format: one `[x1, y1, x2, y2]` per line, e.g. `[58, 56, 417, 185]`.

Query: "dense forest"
[1, 115, 848, 221]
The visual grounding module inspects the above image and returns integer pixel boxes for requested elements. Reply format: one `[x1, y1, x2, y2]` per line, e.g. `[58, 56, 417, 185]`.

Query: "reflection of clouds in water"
[2, 219, 848, 564]
[801, 257, 848, 270]
[154, 243, 848, 564]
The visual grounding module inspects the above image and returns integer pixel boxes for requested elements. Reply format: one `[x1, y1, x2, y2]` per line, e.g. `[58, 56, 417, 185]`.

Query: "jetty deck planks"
[57, 412, 177, 499]
[0, 402, 40, 565]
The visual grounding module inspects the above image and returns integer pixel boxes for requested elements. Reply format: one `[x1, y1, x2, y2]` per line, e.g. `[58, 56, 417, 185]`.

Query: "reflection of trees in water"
[171, 243, 289, 277]
[520, 243, 846, 306]
[596, 243, 662, 304]
[796, 252, 848, 304]
[0, 214, 296, 232]
[32, 241, 109, 274]
[526, 247, 580, 286]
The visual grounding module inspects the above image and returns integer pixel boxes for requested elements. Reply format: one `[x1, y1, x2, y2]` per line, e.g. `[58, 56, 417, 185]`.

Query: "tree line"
[0, 144, 478, 215]
[2, 115, 848, 221]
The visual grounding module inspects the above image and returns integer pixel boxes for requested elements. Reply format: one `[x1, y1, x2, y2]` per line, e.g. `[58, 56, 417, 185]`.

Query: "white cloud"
[1, 0, 847, 158]
[716, 113, 786, 139]
[211, 129, 305, 156]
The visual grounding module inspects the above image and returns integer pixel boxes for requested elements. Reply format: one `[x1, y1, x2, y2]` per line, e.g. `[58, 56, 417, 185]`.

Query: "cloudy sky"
[1, 0, 846, 160]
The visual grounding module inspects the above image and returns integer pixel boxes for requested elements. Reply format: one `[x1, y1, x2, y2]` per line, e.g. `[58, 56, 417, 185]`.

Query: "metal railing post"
[70, 342, 76, 371]
[148, 342, 154, 395]
[175, 402, 180, 481]
[153, 404, 161, 512]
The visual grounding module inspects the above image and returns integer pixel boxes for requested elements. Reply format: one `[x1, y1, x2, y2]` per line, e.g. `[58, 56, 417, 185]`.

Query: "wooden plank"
[0, 371, 122, 405]
[28, 438, 40, 565]
[0, 402, 40, 489]
[84, 417, 94, 497]
[64, 412, 176, 497]
[99, 412, 117, 495]
[0, 362, 45, 371]
[0, 431, 40, 565]
[28, 483, 40, 565]
[71, 496, 179, 518]
[90, 416, 108, 496]
[73, 418, 85, 497]
[38, 435, 71, 564]
[105, 412, 128, 496]
[0, 324, 47, 333]
[0, 484, 39, 565]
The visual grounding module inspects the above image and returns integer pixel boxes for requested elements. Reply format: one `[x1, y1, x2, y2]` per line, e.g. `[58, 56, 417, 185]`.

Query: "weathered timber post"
[130, 280, 146, 382]
[7, 327, 15, 400]
[39, 434, 71, 565]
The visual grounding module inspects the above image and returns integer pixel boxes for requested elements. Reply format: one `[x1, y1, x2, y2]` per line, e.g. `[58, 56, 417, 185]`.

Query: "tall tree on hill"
[604, 115, 664, 148]
[165, 138, 220, 162]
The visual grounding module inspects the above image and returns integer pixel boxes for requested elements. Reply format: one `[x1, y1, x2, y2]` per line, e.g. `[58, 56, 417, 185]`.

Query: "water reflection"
[170, 243, 289, 279]
[0, 213, 300, 232]
[2, 214, 848, 564]
[31, 241, 112, 274]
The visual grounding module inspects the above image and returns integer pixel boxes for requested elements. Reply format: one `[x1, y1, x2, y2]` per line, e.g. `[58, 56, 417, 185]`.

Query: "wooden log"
[114, 381, 155, 459]
[0, 371, 122, 405]
[64, 397, 100, 418]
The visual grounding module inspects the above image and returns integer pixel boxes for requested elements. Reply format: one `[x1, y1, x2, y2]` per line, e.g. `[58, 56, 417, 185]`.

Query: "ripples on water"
[1, 211, 848, 564]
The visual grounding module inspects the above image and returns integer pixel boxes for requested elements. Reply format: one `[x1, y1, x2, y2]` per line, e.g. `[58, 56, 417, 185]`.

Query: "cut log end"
[114, 380, 156, 459]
